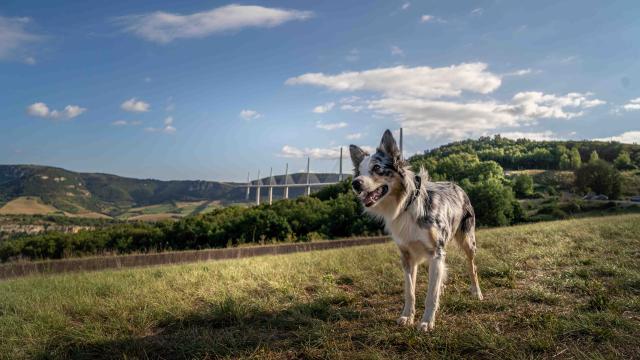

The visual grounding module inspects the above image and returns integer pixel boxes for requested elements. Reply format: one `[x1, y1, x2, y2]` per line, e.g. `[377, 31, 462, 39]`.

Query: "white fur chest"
[386, 212, 434, 260]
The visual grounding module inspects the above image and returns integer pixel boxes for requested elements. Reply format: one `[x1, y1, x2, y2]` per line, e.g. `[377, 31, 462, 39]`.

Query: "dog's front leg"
[397, 250, 417, 326]
[418, 246, 446, 332]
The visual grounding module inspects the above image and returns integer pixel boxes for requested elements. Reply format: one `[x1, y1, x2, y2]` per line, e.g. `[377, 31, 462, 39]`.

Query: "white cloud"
[239, 109, 262, 120]
[505, 92, 606, 119]
[312, 102, 335, 114]
[401, 3, 411, 10]
[623, 97, 640, 111]
[498, 131, 560, 141]
[391, 45, 404, 57]
[341, 104, 363, 112]
[420, 14, 445, 23]
[163, 116, 176, 133]
[26, 102, 50, 117]
[290, 63, 605, 140]
[112, 120, 142, 126]
[339, 96, 364, 112]
[421, 15, 434, 22]
[116, 4, 312, 43]
[121, 98, 150, 112]
[346, 133, 362, 140]
[145, 116, 176, 134]
[595, 131, 640, 144]
[24, 56, 36, 65]
[503, 69, 532, 76]
[279, 145, 373, 159]
[0, 16, 41, 61]
[286, 63, 502, 99]
[471, 8, 483, 16]
[560, 55, 577, 64]
[316, 121, 347, 130]
[368, 92, 605, 140]
[368, 97, 518, 140]
[59, 105, 86, 119]
[26, 102, 87, 120]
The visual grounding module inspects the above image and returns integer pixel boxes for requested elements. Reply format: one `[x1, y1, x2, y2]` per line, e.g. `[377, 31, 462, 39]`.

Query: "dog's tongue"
[363, 187, 382, 206]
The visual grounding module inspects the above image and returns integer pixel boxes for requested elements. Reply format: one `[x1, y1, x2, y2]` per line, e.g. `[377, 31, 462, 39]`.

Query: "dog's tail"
[460, 196, 476, 237]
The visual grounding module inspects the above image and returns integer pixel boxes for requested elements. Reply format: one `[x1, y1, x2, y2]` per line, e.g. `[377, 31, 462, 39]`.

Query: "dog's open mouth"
[361, 185, 389, 207]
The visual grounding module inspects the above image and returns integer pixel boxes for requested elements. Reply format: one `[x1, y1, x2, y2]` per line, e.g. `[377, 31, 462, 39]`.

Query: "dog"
[349, 129, 483, 332]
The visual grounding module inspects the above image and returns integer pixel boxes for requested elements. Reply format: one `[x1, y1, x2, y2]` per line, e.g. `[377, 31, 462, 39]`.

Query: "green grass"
[1, 215, 639, 359]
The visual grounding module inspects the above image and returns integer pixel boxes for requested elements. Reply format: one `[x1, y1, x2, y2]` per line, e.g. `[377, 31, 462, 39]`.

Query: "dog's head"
[349, 129, 406, 210]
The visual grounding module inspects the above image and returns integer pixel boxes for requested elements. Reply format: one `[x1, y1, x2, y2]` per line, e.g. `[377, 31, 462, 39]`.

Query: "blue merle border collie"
[350, 129, 483, 332]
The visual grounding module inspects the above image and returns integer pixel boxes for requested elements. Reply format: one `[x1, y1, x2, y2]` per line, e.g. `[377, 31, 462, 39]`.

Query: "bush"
[574, 160, 622, 199]
[513, 174, 534, 198]
[462, 178, 523, 227]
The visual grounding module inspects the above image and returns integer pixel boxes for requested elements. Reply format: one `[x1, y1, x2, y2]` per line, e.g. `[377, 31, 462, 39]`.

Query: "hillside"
[1, 214, 638, 359]
[0, 165, 340, 218]
[413, 136, 640, 170]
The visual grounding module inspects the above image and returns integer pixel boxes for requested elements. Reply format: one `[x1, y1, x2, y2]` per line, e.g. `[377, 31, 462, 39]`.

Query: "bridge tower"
[268, 167, 274, 205]
[245, 172, 250, 200]
[255, 169, 261, 205]
[305, 157, 311, 196]
[283, 163, 289, 199]
[339, 147, 343, 182]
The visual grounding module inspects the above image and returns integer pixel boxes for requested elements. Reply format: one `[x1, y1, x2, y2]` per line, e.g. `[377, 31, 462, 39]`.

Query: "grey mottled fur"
[350, 130, 483, 332]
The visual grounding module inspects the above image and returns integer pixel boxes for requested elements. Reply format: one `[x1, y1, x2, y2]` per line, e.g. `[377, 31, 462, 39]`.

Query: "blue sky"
[1, 0, 639, 181]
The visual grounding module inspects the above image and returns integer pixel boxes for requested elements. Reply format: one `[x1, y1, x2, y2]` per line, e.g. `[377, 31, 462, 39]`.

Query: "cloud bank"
[287, 63, 605, 140]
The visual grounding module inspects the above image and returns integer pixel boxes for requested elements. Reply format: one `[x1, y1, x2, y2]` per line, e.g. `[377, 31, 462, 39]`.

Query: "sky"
[1, 0, 640, 181]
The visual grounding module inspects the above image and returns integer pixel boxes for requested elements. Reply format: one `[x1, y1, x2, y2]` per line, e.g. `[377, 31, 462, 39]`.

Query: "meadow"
[1, 214, 639, 359]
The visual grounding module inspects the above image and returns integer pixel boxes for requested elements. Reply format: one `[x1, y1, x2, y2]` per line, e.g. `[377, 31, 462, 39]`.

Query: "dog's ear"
[349, 145, 368, 168]
[378, 129, 400, 159]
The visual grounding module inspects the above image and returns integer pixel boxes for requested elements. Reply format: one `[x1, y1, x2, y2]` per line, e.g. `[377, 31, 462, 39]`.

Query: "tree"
[513, 174, 534, 198]
[559, 153, 572, 170]
[574, 160, 622, 199]
[569, 148, 582, 169]
[462, 178, 521, 227]
[614, 150, 634, 170]
[589, 150, 600, 163]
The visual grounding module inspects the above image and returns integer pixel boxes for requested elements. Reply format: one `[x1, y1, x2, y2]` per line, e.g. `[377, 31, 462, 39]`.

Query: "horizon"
[2, 133, 635, 183]
[2, 0, 640, 181]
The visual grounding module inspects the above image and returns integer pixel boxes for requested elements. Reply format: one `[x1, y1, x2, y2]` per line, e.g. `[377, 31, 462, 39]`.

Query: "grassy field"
[0, 197, 60, 216]
[117, 200, 222, 221]
[1, 215, 639, 359]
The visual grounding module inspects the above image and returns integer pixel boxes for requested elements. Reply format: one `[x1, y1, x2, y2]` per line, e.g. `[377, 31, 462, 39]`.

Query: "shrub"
[574, 160, 622, 199]
[462, 178, 522, 227]
[513, 174, 534, 198]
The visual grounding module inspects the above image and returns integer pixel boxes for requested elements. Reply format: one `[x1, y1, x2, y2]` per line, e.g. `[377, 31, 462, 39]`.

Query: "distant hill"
[413, 136, 640, 171]
[0, 165, 341, 218]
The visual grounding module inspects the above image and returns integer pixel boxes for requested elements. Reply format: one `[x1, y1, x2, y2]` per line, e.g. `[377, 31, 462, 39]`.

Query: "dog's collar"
[404, 175, 422, 211]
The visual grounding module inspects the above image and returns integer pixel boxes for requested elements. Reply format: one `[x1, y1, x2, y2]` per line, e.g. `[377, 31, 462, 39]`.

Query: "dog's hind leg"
[456, 229, 483, 300]
[397, 249, 418, 326]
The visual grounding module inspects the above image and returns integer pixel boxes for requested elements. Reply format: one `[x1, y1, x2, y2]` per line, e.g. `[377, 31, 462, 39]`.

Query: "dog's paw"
[397, 316, 414, 326]
[470, 286, 484, 301]
[416, 321, 434, 332]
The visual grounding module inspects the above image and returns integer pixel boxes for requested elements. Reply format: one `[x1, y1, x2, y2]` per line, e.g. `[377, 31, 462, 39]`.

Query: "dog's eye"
[372, 165, 381, 173]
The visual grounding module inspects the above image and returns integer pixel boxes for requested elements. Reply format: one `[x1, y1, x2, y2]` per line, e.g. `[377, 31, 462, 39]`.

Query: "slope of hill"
[0, 165, 340, 217]
[414, 135, 640, 170]
[1, 214, 638, 359]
